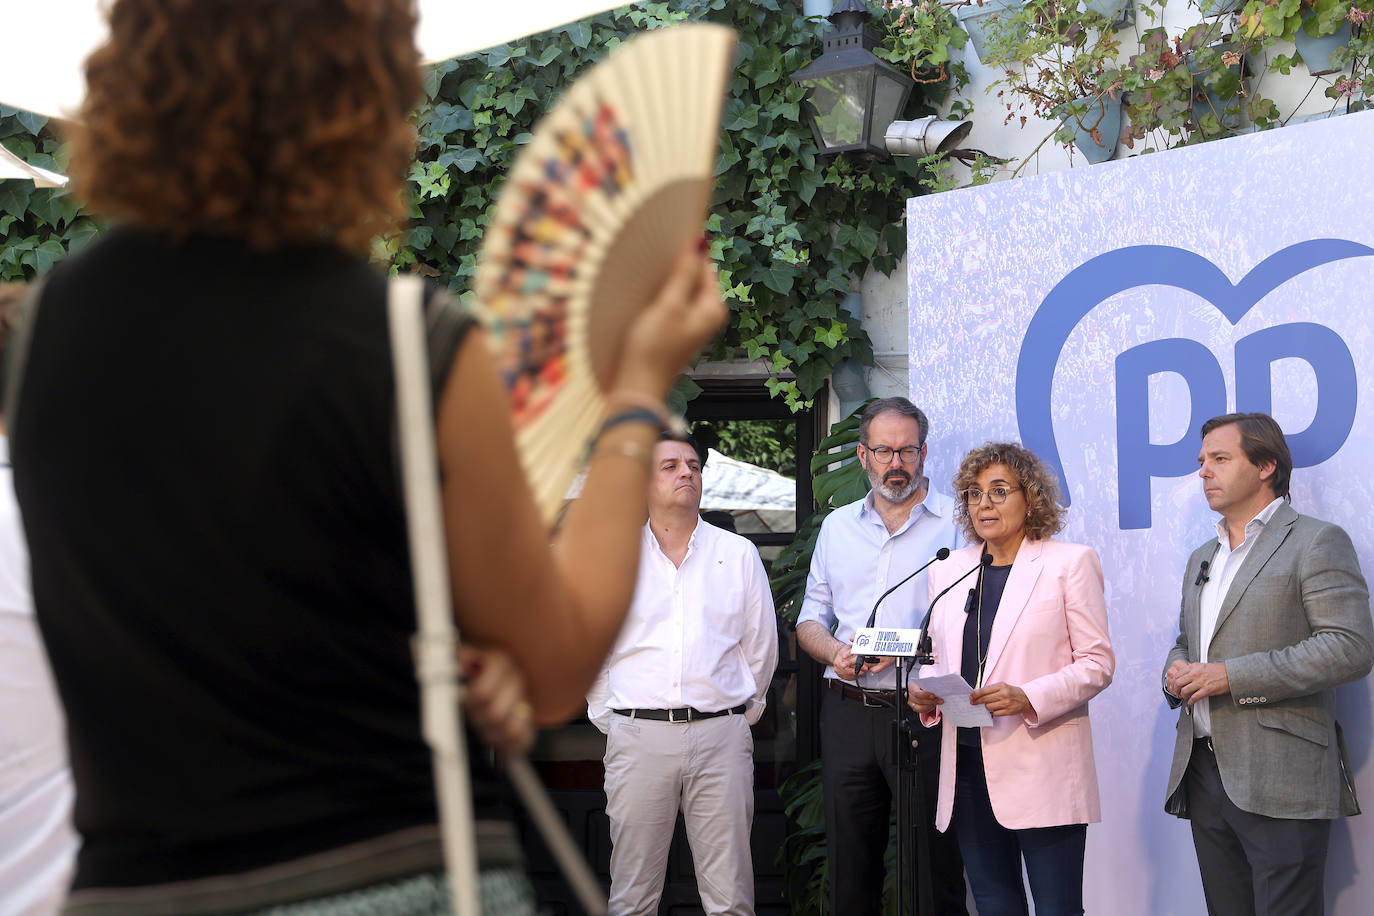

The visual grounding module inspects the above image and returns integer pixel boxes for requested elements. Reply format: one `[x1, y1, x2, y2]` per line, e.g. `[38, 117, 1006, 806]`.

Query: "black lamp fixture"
[791, 0, 973, 160]
[790, 0, 915, 158]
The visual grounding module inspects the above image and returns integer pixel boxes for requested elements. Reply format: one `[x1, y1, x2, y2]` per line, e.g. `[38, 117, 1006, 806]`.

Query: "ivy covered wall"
[0, 108, 100, 280]
[3, 1, 945, 413]
[389, 0, 944, 410]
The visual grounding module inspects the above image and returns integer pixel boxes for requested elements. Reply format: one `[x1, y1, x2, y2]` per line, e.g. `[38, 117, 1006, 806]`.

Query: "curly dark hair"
[951, 441, 1066, 544]
[68, 0, 422, 254]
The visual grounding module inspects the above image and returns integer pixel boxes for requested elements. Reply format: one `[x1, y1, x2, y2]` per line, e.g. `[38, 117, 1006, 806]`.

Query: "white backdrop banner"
[907, 109, 1374, 915]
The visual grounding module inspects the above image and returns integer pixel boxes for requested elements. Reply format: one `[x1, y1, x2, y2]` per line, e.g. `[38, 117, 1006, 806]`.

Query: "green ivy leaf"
[814, 319, 846, 348]
[564, 21, 592, 48]
[28, 238, 66, 274]
[438, 148, 487, 173]
[0, 182, 32, 220]
[15, 110, 47, 136]
[666, 375, 702, 415]
[795, 356, 831, 398]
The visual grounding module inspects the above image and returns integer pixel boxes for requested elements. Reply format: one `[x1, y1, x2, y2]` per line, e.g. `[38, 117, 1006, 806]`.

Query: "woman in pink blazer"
[908, 442, 1113, 916]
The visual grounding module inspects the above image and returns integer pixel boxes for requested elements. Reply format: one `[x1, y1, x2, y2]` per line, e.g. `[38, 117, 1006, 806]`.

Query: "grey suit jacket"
[1163, 502, 1374, 820]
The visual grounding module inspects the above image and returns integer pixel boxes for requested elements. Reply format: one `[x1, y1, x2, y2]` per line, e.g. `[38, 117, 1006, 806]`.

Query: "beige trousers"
[603, 712, 755, 916]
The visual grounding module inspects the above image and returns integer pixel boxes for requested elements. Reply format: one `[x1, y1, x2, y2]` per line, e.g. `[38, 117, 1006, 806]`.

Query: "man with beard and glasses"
[797, 398, 968, 916]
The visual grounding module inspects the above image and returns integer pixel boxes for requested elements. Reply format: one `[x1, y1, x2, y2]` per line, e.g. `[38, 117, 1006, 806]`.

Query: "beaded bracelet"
[603, 391, 689, 436]
[597, 407, 668, 439]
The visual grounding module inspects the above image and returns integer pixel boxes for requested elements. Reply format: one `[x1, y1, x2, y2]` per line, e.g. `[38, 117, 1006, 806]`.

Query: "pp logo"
[854, 634, 871, 649]
[1014, 240, 1370, 530]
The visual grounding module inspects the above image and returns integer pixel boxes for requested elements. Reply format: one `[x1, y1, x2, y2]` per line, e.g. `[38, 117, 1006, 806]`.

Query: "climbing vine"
[3, 2, 942, 411]
[390, 0, 941, 409]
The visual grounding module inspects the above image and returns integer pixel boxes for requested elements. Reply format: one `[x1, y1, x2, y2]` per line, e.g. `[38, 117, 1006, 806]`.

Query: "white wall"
[849, 0, 1362, 402]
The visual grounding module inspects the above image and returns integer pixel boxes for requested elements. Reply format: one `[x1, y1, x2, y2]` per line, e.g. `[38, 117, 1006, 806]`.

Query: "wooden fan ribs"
[471, 23, 738, 526]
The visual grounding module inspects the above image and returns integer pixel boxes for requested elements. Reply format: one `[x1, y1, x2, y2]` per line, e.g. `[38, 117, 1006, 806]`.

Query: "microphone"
[1194, 560, 1211, 587]
[853, 547, 951, 679]
[916, 553, 993, 665]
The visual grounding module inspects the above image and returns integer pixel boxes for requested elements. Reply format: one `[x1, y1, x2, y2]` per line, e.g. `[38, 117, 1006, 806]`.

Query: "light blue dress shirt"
[798, 485, 961, 689]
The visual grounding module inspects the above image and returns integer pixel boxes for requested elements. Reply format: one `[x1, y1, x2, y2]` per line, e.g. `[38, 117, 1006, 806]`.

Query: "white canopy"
[0, 0, 626, 120]
[0, 141, 67, 187]
[700, 448, 796, 512]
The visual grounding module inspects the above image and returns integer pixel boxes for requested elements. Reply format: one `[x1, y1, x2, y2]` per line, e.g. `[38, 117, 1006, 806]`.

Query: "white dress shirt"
[586, 519, 778, 733]
[1194, 496, 1286, 737]
[797, 486, 960, 689]
[0, 437, 78, 915]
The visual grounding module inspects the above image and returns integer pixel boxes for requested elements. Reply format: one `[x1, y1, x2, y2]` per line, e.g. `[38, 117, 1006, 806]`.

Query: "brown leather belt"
[826, 678, 900, 709]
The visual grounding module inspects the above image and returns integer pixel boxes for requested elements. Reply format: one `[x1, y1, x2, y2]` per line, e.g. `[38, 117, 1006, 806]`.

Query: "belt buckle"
[861, 691, 887, 709]
[669, 708, 686, 723]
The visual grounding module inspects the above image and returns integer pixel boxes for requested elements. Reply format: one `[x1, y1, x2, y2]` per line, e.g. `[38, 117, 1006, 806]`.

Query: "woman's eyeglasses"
[960, 486, 1022, 505]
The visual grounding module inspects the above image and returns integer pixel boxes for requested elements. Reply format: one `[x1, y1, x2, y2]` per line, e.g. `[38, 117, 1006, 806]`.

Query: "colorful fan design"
[473, 23, 737, 525]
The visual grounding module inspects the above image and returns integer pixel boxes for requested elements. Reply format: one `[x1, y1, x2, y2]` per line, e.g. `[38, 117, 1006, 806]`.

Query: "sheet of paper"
[914, 672, 994, 728]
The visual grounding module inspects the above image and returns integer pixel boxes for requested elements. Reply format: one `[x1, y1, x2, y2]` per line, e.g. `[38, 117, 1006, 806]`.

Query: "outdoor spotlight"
[884, 116, 973, 158]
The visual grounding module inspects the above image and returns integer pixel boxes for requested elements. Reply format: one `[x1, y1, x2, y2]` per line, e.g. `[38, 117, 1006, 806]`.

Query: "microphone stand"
[904, 554, 992, 916]
[894, 647, 929, 916]
[855, 548, 948, 916]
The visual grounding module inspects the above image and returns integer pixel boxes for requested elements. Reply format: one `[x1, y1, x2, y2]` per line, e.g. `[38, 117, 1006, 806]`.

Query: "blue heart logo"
[1014, 239, 1374, 527]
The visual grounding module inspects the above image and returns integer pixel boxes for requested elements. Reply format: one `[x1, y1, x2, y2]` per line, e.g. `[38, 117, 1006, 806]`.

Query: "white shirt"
[586, 519, 778, 734]
[1194, 496, 1286, 737]
[797, 487, 960, 689]
[0, 437, 77, 915]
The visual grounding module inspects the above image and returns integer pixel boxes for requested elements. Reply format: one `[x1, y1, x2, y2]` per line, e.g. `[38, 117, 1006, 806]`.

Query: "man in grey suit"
[1163, 412, 1374, 916]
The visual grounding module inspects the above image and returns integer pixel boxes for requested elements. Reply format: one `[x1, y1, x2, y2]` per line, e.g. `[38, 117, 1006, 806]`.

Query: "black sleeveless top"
[11, 228, 505, 888]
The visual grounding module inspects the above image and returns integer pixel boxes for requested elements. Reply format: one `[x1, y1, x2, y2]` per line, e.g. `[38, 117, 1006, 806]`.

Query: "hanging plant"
[874, 0, 974, 91]
[979, 0, 1126, 171]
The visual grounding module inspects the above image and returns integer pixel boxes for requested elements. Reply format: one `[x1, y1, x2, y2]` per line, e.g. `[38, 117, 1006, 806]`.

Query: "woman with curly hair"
[907, 442, 1114, 916]
[8, 1, 724, 912]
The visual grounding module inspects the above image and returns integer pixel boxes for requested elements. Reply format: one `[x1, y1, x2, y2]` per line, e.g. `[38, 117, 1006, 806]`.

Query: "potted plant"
[1121, 23, 1278, 147]
[958, 0, 1028, 62]
[1325, 4, 1374, 104]
[981, 0, 1126, 169]
[1199, 0, 1245, 17]
[1186, 36, 1252, 135]
[1083, 0, 1135, 28]
[1237, 0, 1355, 74]
[876, 0, 974, 88]
[1057, 91, 1123, 161]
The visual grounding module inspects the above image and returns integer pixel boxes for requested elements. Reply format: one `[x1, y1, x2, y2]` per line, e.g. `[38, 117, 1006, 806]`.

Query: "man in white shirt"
[1164, 412, 1373, 916]
[796, 397, 967, 916]
[587, 434, 778, 916]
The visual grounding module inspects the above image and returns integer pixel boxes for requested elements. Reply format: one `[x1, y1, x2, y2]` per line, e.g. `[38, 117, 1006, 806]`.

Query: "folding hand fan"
[473, 22, 737, 524]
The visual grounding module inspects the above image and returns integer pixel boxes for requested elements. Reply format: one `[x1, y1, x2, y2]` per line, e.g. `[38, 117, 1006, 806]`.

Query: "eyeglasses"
[864, 444, 923, 464]
[960, 486, 1022, 505]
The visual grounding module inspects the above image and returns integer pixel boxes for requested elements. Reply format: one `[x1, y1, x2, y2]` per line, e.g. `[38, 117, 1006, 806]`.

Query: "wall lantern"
[791, 0, 971, 160]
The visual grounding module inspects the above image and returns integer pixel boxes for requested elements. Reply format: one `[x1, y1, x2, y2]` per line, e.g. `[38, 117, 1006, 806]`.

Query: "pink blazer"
[920, 538, 1114, 831]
